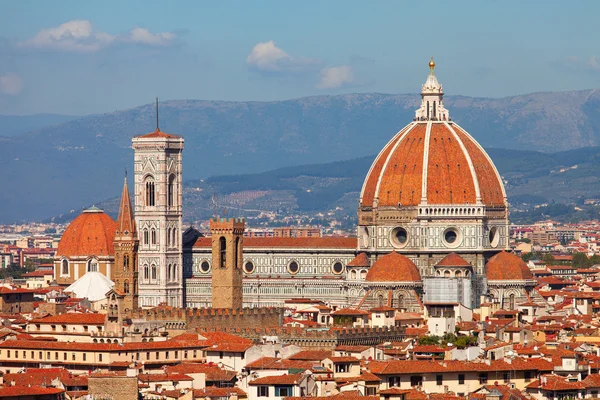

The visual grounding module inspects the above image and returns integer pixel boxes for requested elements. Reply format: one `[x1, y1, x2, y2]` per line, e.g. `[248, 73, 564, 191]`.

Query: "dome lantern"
[415, 57, 449, 121]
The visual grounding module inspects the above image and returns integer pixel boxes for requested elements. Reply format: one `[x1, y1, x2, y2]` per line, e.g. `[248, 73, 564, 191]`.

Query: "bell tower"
[132, 124, 184, 308]
[210, 218, 245, 309]
[113, 176, 139, 315]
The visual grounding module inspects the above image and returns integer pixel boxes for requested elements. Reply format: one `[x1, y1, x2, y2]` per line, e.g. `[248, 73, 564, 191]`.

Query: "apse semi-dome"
[57, 206, 117, 257]
[486, 251, 534, 281]
[365, 251, 421, 282]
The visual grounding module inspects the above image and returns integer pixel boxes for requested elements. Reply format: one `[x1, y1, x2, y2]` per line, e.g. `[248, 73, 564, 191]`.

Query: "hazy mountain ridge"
[51, 146, 600, 226]
[3, 89, 600, 223]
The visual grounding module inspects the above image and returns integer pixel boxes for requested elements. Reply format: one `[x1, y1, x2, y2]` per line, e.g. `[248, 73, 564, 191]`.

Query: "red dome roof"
[360, 122, 506, 207]
[365, 251, 421, 282]
[486, 251, 534, 281]
[436, 253, 471, 267]
[57, 207, 117, 258]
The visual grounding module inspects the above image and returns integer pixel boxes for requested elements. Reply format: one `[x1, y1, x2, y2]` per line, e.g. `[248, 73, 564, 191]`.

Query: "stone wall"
[88, 375, 138, 400]
[136, 307, 283, 330]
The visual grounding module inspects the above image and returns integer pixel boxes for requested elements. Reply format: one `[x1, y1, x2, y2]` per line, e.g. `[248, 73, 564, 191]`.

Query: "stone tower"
[112, 176, 139, 315]
[132, 129, 184, 308]
[210, 218, 245, 309]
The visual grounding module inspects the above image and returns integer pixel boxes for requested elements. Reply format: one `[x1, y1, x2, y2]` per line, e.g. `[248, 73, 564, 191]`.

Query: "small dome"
[348, 253, 370, 267]
[486, 251, 534, 281]
[365, 251, 421, 282]
[64, 271, 115, 302]
[57, 207, 117, 258]
[436, 253, 471, 267]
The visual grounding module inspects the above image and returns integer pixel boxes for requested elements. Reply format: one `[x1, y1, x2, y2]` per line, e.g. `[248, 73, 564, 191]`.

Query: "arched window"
[350, 270, 357, 280]
[151, 229, 157, 245]
[167, 264, 172, 281]
[143, 229, 149, 245]
[455, 270, 462, 278]
[360, 270, 367, 280]
[151, 264, 157, 280]
[174, 265, 178, 280]
[124, 281, 130, 294]
[173, 228, 177, 247]
[219, 237, 227, 268]
[123, 255, 129, 272]
[168, 174, 175, 208]
[145, 177, 156, 206]
[167, 228, 172, 246]
[61, 259, 69, 275]
[87, 258, 98, 272]
[444, 270, 451, 278]
[143, 264, 149, 280]
[234, 237, 240, 269]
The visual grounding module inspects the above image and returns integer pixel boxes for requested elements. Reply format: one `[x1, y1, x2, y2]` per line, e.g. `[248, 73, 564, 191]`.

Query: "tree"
[418, 335, 441, 345]
[572, 252, 589, 269]
[542, 253, 555, 265]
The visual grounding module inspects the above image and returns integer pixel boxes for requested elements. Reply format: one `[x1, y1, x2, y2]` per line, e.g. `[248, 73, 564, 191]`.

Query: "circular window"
[332, 262, 344, 275]
[489, 226, 500, 248]
[391, 227, 409, 248]
[288, 261, 300, 275]
[443, 228, 461, 248]
[200, 261, 210, 273]
[244, 261, 255, 274]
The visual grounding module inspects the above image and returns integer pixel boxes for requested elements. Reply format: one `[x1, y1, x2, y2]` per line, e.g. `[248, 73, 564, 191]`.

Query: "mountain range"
[2, 89, 600, 223]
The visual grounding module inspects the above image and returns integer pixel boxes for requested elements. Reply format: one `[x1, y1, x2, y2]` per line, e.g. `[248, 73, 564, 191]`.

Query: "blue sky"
[0, 0, 598, 115]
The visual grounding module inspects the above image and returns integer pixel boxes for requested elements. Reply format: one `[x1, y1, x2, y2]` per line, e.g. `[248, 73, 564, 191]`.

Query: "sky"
[0, 0, 598, 115]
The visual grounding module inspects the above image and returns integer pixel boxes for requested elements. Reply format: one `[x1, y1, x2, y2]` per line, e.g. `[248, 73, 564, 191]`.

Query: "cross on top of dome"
[414, 57, 450, 122]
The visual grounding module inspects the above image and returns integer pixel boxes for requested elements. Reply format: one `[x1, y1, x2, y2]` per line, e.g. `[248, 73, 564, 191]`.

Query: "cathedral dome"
[57, 207, 117, 258]
[365, 251, 421, 283]
[360, 60, 506, 209]
[486, 251, 534, 281]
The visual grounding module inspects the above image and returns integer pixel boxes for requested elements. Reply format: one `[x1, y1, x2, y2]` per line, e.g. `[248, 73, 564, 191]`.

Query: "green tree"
[542, 253, 555, 265]
[572, 252, 589, 269]
[418, 335, 441, 345]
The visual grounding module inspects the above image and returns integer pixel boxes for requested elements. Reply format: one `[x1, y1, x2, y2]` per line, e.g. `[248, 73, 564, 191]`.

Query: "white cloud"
[587, 56, 600, 71]
[0, 73, 23, 95]
[246, 40, 320, 73]
[124, 27, 176, 46]
[316, 65, 355, 89]
[19, 20, 176, 53]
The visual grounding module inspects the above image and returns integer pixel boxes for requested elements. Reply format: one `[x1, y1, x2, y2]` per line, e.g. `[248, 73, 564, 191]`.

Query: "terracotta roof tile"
[486, 251, 534, 281]
[365, 251, 421, 282]
[56, 209, 117, 257]
[347, 253, 370, 267]
[436, 253, 471, 267]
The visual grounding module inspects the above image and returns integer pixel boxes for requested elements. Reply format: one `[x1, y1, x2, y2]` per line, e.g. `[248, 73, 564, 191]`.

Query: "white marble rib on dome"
[64, 271, 114, 302]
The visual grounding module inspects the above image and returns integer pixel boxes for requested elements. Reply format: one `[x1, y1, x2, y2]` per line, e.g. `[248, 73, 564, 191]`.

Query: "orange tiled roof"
[289, 350, 333, 361]
[486, 251, 534, 281]
[249, 373, 303, 385]
[365, 251, 421, 282]
[56, 209, 117, 257]
[361, 122, 505, 207]
[347, 252, 370, 267]
[436, 253, 471, 267]
[30, 312, 106, 325]
[135, 129, 180, 139]
[194, 236, 357, 249]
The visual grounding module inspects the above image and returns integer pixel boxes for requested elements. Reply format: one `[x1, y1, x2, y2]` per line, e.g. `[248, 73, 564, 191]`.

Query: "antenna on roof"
[156, 97, 160, 132]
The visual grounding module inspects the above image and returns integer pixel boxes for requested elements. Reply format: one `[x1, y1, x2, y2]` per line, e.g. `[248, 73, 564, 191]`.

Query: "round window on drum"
[200, 261, 211, 273]
[288, 261, 300, 275]
[244, 261, 255, 274]
[332, 262, 344, 275]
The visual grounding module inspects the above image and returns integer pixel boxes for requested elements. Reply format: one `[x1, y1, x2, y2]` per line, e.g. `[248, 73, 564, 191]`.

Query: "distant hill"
[50, 145, 600, 226]
[0, 114, 79, 137]
[3, 89, 600, 223]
